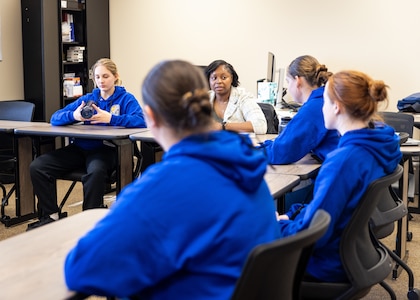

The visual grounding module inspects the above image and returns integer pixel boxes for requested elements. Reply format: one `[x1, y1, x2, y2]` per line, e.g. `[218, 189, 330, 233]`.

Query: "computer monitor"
[266, 52, 276, 82]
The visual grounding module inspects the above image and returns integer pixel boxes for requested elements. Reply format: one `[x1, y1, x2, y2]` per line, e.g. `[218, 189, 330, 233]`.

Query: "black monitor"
[266, 52, 276, 82]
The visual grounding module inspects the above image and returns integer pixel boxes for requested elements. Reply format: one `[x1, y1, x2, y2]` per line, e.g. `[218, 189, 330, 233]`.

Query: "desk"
[128, 130, 280, 172]
[0, 120, 43, 132]
[0, 121, 51, 226]
[9, 124, 147, 227]
[265, 154, 321, 213]
[264, 173, 300, 199]
[266, 154, 321, 180]
[401, 144, 420, 215]
[392, 146, 418, 279]
[129, 130, 304, 203]
[0, 208, 108, 299]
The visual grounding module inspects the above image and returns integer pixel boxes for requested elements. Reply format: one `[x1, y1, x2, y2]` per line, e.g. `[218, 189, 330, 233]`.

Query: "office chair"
[380, 112, 414, 137]
[257, 102, 279, 134]
[380, 111, 416, 233]
[300, 166, 403, 300]
[231, 209, 331, 300]
[56, 142, 143, 218]
[0, 101, 35, 223]
[370, 164, 420, 300]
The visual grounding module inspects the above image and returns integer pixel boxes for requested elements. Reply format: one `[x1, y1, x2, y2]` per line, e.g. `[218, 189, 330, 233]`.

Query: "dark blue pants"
[30, 144, 116, 216]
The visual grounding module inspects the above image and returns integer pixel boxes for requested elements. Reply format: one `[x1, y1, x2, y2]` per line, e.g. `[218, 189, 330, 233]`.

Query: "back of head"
[326, 70, 388, 122]
[288, 55, 332, 88]
[142, 60, 212, 134]
[91, 58, 122, 86]
[205, 59, 240, 87]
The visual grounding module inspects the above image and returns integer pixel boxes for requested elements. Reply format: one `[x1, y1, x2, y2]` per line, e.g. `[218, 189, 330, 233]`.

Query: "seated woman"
[258, 55, 340, 164]
[276, 70, 402, 282]
[64, 60, 280, 299]
[205, 60, 267, 134]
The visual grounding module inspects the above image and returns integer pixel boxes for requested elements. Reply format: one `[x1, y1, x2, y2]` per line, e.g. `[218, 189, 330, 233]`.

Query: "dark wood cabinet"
[21, 0, 110, 121]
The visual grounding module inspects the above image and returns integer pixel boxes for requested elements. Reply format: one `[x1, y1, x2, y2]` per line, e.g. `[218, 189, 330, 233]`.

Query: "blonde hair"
[91, 58, 122, 87]
[288, 55, 332, 87]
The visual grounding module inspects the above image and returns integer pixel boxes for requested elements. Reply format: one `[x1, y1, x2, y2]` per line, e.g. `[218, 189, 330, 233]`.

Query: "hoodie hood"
[338, 123, 401, 174]
[164, 131, 268, 192]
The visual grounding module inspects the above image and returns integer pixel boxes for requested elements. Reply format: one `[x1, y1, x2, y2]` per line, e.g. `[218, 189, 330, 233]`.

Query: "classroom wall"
[2, 0, 419, 111]
[108, 0, 420, 110]
[0, 0, 24, 100]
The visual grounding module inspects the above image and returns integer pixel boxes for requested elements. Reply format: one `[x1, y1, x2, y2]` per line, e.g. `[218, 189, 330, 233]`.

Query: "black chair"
[257, 102, 279, 134]
[0, 101, 35, 222]
[380, 111, 416, 227]
[300, 166, 403, 300]
[231, 209, 331, 300]
[380, 112, 414, 138]
[370, 166, 420, 299]
[56, 142, 143, 218]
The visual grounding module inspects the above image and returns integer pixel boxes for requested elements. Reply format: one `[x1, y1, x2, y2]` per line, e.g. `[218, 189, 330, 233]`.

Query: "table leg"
[393, 159, 409, 279]
[113, 139, 133, 193]
[140, 141, 163, 173]
[1, 136, 37, 227]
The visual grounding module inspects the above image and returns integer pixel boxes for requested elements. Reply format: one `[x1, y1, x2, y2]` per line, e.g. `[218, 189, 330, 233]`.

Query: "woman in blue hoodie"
[259, 55, 340, 164]
[28, 58, 146, 230]
[277, 70, 402, 282]
[64, 60, 281, 299]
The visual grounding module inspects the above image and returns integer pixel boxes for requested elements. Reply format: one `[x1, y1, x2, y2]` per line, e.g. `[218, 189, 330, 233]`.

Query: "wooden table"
[266, 154, 321, 180]
[264, 173, 300, 199]
[130, 130, 304, 199]
[401, 144, 420, 215]
[129, 130, 280, 172]
[0, 120, 47, 132]
[0, 208, 108, 299]
[7, 124, 147, 226]
[0, 121, 51, 226]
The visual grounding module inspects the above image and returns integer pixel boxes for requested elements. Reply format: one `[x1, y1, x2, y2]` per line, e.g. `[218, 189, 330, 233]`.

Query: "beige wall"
[0, 0, 24, 100]
[2, 0, 420, 111]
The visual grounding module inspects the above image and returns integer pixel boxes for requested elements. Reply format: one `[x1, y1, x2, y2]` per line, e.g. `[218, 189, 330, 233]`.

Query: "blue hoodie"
[64, 130, 281, 299]
[259, 87, 340, 164]
[278, 123, 402, 282]
[51, 86, 146, 150]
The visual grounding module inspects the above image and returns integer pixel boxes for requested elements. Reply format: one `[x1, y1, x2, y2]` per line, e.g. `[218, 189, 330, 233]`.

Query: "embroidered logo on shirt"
[110, 104, 120, 116]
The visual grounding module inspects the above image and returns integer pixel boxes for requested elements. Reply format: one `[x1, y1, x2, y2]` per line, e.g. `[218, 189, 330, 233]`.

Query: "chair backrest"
[370, 167, 407, 239]
[339, 165, 402, 298]
[0, 101, 35, 154]
[300, 165, 402, 300]
[0, 100, 35, 122]
[231, 209, 331, 300]
[257, 102, 279, 134]
[380, 111, 414, 138]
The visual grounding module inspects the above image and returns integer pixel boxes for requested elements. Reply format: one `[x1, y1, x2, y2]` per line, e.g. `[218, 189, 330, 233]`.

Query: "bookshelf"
[21, 0, 110, 121]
